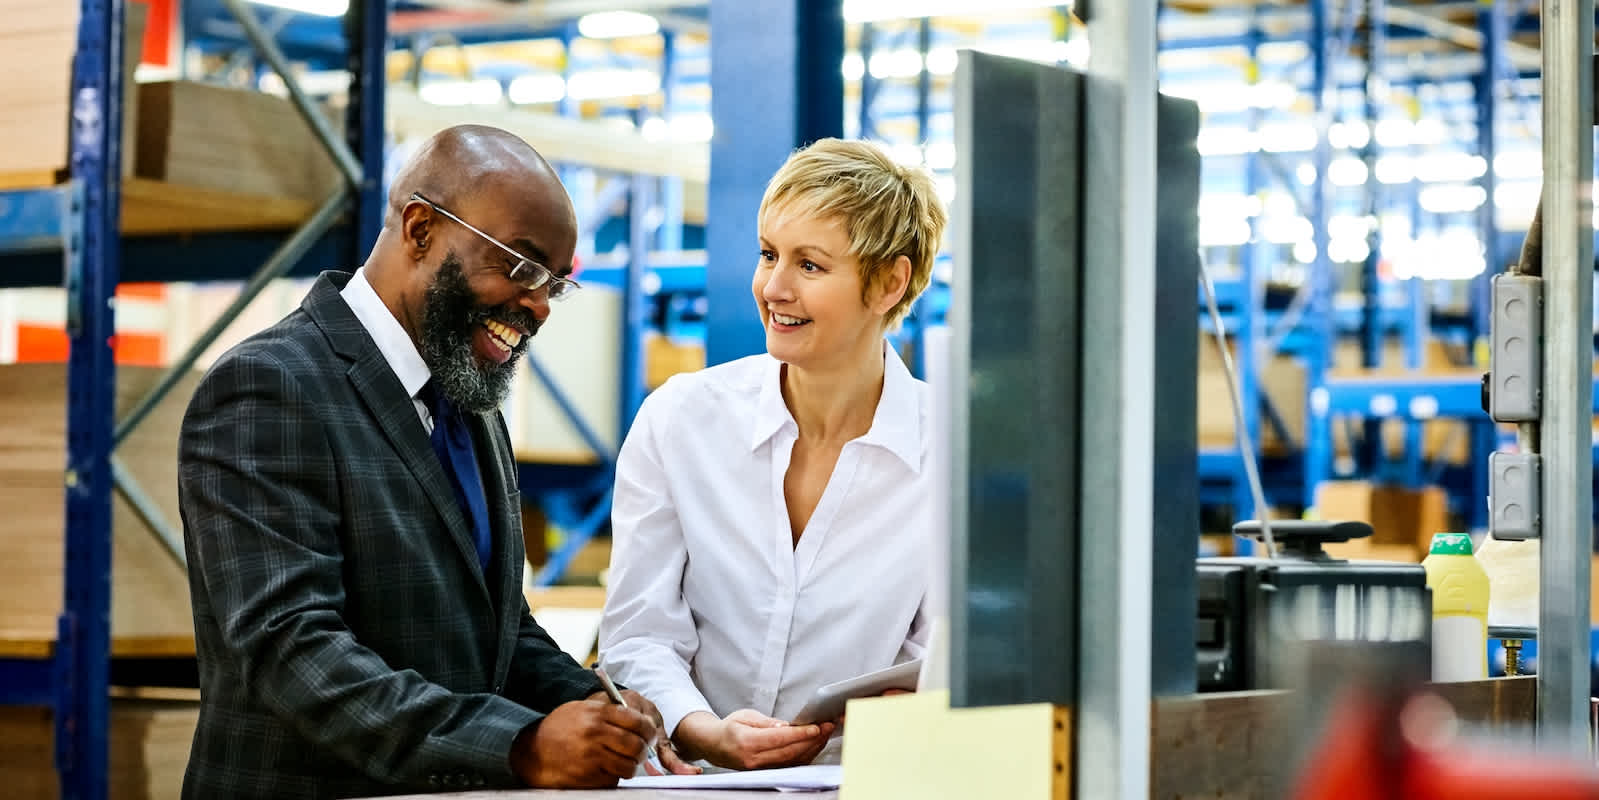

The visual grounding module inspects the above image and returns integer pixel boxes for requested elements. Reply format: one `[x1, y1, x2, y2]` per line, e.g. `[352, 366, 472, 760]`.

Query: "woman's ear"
[869, 255, 913, 316]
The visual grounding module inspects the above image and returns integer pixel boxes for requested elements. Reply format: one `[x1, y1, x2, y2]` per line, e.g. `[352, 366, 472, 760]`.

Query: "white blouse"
[598, 347, 932, 739]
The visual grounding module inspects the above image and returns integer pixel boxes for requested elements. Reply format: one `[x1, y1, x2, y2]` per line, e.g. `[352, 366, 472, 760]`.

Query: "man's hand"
[673, 709, 836, 771]
[585, 688, 701, 776]
[508, 699, 657, 788]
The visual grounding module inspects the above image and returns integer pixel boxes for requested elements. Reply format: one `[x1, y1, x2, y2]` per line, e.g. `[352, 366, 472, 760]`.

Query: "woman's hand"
[673, 709, 836, 771]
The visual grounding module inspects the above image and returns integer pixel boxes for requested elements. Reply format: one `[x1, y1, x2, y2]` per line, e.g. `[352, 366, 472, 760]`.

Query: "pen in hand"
[593, 665, 663, 771]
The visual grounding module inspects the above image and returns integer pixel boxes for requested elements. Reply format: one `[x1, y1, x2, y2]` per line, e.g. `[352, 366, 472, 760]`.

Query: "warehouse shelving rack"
[1170, 1, 1599, 535]
[0, 1, 386, 796]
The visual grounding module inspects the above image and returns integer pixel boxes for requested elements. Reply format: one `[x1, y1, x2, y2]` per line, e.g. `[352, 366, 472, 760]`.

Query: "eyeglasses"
[410, 192, 580, 301]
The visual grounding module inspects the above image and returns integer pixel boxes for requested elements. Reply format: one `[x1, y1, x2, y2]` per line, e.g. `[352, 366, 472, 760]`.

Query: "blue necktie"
[420, 381, 492, 571]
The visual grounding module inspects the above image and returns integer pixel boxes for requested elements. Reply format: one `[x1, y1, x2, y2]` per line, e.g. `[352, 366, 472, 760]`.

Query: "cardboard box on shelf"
[1313, 479, 1450, 560]
[645, 333, 705, 389]
[1592, 555, 1599, 623]
[1197, 338, 1305, 453]
[136, 80, 341, 201]
[1330, 417, 1476, 465]
[1331, 338, 1462, 374]
[0, 363, 196, 642]
[0, 10, 75, 177]
[1, 699, 197, 800]
[0, 2, 146, 182]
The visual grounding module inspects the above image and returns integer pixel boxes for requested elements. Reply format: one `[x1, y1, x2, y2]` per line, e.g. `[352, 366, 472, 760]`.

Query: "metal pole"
[858, 23, 875, 140]
[620, 175, 653, 440]
[111, 456, 185, 569]
[217, 0, 364, 189]
[1536, 0, 1593, 748]
[658, 30, 684, 252]
[1078, 2, 1157, 797]
[1239, 20, 1264, 529]
[1469, 0, 1507, 530]
[1303, 0, 1334, 510]
[1360, 0, 1385, 377]
[113, 188, 349, 447]
[345, 0, 388, 259]
[61, 0, 123, 794]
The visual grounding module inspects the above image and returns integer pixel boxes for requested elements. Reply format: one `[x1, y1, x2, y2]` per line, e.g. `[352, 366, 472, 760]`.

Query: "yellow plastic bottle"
[1421, 532, 1491, 682]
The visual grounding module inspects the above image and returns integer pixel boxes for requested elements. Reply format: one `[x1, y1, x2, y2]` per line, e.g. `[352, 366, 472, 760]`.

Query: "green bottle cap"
[1428, 533, 1474, 556]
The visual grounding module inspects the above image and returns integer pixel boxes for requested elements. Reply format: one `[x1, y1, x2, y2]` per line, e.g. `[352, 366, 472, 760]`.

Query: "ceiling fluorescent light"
[566, 69, 661, 101]
[578, 11, 660, 39]
[246, 0, 348, 17]
[508, 74, 566, 105]
[419, 79, 502, 107]
[669, 113, 715, 143]
[844, 0, 1070, 23]
[842, 53, 867, 81]
[868, 49, 925, 80]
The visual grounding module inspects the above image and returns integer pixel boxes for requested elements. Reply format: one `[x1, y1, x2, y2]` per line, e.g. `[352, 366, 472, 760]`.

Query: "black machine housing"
[1196, 520, 1433, 692]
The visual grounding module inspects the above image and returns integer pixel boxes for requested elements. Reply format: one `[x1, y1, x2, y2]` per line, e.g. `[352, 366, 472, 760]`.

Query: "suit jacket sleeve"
[180, 349, 540, 789]
[485, 412, 608, 711]
[504, 597, 606, 711]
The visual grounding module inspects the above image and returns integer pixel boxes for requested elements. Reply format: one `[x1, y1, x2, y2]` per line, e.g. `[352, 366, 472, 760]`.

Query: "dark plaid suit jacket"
[177, 271, 604, 799]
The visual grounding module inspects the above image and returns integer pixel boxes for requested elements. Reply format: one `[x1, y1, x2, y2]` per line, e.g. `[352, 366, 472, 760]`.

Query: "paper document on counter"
[528, 607, 603, 663]
[618, 764, 841, 791]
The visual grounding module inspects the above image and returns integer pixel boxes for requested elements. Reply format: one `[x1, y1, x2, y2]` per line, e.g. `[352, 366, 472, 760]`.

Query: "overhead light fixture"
[508, 74, 566, 105]
[245, 0, 349, 17]
[841, 53, 866, 81]
[418, 79, 503, 107]
[578, 11, 660, 39]
[868, 48, 925, 80]
[566, 68, 661, 100]
[669, 112, 715, 143]
[843, 0, 1070, 23]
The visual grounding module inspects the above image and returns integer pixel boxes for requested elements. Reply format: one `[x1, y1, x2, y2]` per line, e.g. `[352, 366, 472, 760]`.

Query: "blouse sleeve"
[597, 385, 716, 736]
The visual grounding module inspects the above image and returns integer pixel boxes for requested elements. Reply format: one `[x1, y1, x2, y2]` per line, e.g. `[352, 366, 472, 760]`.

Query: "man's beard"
[419, 252, 540, 413]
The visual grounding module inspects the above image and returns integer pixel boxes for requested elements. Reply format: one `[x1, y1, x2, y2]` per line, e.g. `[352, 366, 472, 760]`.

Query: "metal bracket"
[1487, 272, 1543, 422]
[1489, 451, 1541, 540]
[52, 612, 78, 775]
[60, 181, 85, 337]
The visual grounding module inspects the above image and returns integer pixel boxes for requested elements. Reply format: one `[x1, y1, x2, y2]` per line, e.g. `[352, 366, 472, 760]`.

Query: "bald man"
[177, 125, 694, 799]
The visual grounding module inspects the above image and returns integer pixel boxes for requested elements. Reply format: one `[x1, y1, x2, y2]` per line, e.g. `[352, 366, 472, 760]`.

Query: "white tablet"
[791, 659, 923, 725]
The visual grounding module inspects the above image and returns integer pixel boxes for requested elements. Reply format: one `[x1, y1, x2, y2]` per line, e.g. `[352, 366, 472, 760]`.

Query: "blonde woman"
[599, 138, 949, 770]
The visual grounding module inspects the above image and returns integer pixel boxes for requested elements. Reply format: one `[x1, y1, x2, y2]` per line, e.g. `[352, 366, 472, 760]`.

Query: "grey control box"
[1489, 451, 1541, 541]
[1488, 273, 1542, 422]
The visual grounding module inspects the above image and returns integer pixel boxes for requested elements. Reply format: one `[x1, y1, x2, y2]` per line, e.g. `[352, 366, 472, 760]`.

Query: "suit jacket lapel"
[470, 411, 525, 683]
[301, 272, 492, 601]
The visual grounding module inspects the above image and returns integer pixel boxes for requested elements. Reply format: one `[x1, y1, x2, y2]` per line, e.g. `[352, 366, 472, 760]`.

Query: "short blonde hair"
[758, 138, 948, 329]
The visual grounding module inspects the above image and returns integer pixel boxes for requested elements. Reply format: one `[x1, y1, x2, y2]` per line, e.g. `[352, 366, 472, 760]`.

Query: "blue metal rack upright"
[58, 3, 123, 799]
[0, 1, 387, 796]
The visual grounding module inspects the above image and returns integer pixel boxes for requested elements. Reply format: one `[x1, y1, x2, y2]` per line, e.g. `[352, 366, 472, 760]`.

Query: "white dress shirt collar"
[340, 266, 433, 401]
[749, 344, 923, 474]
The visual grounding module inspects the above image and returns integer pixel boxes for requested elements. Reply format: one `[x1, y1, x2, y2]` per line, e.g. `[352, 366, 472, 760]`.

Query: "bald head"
[386, 124, 569, 229]
[371, 124, 579, 284]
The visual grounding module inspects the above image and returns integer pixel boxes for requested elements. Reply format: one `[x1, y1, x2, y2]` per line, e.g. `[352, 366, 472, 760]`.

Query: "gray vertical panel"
[949, 51, 1082, 708]
[1149, 95, 1202, 697]
[1077, 1, 1159, 794]
[1536, 0, 1594, 747]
